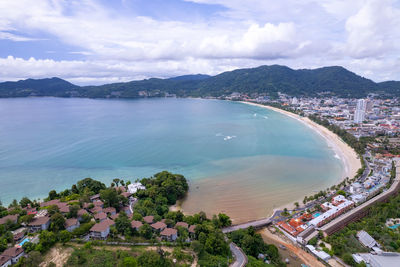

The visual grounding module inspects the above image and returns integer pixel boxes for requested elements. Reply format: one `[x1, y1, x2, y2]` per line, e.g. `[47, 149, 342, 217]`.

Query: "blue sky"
[0, 0, 399, 85]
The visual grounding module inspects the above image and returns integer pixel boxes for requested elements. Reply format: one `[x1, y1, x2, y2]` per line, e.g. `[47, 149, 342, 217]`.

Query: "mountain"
[0, 77, 78, 97]
[168, 74, 210, 81]
[1, 65, 399, 98]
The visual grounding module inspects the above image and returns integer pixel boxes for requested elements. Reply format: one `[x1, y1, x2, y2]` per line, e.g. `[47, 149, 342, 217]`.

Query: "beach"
[242, 101, 361, 184]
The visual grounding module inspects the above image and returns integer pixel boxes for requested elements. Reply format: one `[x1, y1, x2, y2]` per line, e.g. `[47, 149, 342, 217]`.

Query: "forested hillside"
[1, 65, 399, 98]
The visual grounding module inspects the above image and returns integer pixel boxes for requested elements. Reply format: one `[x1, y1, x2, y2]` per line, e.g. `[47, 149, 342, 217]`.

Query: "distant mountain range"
[1, 65, 399, 98]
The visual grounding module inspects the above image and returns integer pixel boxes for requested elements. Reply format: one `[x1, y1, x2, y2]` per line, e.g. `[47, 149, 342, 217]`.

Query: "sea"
[0, 97, 343, 222]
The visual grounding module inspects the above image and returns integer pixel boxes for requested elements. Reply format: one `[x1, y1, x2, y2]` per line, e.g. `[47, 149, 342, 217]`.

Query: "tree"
[19, 197, 32, 208]
[294, 202, 299, 208]
[58, 230, 71, 244]
[115, 212, 131, 235]
[218, 213, 232, 227]
[100, 188, 119, 208]
[47, 205, 59, 215]
[121, 257, 138, 267]
[76, 178, 106, 194]
[139, 224, 152, 239]
[68, 205, 80, 218]
[48, 190, 58, 200]
[50, 212, 65, 232]
[20, 214, 35, 224]
[113, 178, 121, 187]
[38, 230, 57, 252]
[23, 251, 43, 267]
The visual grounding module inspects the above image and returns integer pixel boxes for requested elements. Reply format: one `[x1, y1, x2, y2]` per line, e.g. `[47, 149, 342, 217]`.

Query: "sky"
[0, 0, 400, 85]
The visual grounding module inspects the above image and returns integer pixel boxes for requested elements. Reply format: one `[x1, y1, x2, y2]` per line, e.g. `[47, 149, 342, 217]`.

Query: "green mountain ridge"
[0, 65, 399, 98]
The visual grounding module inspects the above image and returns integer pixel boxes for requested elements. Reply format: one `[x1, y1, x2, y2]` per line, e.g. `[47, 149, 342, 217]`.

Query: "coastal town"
[209, 91, 400, 266]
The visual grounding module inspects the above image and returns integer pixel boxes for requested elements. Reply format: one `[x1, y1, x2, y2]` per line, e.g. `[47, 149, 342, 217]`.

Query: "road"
[229, 242, 247, 267]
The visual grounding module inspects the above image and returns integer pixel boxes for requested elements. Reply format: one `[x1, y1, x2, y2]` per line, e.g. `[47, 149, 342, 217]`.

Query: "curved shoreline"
[240, 101, 361, 209]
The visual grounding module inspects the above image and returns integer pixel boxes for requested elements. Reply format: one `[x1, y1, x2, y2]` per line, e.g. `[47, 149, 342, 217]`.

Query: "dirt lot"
[40, 245, 74, 267]
[258, 228, 325, 267]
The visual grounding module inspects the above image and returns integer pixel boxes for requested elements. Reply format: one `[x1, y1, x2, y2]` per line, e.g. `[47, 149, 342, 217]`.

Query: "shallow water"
[0, 97, 342, 221]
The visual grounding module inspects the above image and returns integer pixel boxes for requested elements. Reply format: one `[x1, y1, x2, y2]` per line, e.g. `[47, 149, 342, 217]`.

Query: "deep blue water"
[0, 98, 342, 215]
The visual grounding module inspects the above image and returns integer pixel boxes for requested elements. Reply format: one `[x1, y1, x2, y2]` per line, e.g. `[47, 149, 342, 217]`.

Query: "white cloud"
[0, 0, 399, 83]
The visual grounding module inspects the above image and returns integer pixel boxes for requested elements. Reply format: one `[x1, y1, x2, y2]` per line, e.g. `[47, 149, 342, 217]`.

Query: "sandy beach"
[242, 101, 361, 184]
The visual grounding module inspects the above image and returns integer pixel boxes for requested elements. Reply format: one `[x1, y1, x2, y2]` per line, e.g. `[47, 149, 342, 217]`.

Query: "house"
[90, 194, 101, 202]
[0, 254, 11, 267]
[0, 215, 19, 225]
[188, 225, 196, 238]
[110, 213, 119, 220]
[143, 216, 154, 224]
[151, 222, 166, 232]
[28, 216, 50, 232]
[175, 222, 188, 229]
[357, 230, 378, 248]
[90, 206, 103, 214]
[121, 206, 132, 215]
[1, 247, 25, 264]
[103, 207, 116, 216]
[77, 209, 89, 222]
[115, 186, 126, 193]
[40, 199, 61, 207]
[131, 220, 143, 231]
[127, 182, 146, 194]
[58, 203, 70, 214]
[90, 219, 115, 239]
[94, 212, 107, 222]
[160, 228, 178, 241]
[93, 200, 104, 208]
[65, 218, 80, 232]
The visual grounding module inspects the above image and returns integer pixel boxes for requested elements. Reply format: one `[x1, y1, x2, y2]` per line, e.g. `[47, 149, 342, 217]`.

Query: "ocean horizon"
[0, 97, 343, 221]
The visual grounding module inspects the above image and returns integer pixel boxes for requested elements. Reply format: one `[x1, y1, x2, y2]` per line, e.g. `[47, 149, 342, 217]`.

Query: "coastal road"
[229, 242, 247, 267]
[222, 217, 273, 233]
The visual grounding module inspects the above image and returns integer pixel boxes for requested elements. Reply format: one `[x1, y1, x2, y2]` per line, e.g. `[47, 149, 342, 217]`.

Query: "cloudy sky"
[0, 0, 400, 85]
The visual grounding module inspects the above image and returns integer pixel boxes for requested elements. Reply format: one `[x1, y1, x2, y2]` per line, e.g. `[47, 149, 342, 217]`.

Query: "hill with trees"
[1, 65, 399, 98]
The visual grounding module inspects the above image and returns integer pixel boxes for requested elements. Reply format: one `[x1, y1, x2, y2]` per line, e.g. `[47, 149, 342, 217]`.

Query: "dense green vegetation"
[2, 65, 400, 98]
[228, 227, 284, 267]
[325, 192, 400, 266]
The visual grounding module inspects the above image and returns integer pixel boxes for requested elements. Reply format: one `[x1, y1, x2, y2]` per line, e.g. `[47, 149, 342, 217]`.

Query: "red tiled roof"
[103, 207, 116, 214]
[2, 246, 24, 257]
[65, 218, 79, 228]
[40, 199, 61, 207]
[151, 221, 166, 230]
[160, 228, 177, 237]
[131, 220, 143, 229]
[77, 209, 88, 217]
[0, 214, 19, 225]
[28, 216, 50, 226]
[94, 212, 107, 220]
[175, 222, 188, 229]
[188, 225, 196, 233]
[143, 215, 154, 224]
[0, 255, 11, 266]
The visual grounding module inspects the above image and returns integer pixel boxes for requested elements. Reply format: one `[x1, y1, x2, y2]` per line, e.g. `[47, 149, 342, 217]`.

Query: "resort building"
[127, 182, 146, 194]
[357, 230, 378, 248]
[28, 216, 50, 232]
[0, 254, 11, 267]
[131, 220, 143, 231]
[90, 219, 115, 239]
[65, 218, 80, 232]
[309, 197, 354, 227]
[1, 247, 25, 264]
[143, 215, 154, 224]
[0, 215, 18, 226]
[160, 228, 178, 241]
[151, 222, 167, 232]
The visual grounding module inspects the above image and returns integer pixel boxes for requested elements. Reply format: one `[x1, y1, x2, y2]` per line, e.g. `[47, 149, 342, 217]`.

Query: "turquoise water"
[388, 224, 400, 229]
[313, 212, 321, 218]
[0, 98, 343, 220]
[18, 238, 30, 246]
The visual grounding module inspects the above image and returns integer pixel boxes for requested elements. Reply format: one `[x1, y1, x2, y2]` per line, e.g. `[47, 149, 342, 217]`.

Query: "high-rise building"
[354, 99, 366, 123]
